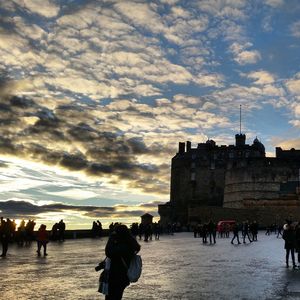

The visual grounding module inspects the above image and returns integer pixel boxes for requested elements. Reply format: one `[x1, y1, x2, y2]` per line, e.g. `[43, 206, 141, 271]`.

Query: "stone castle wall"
[223, 158, 300, 208]
[188, 206, 300, 227]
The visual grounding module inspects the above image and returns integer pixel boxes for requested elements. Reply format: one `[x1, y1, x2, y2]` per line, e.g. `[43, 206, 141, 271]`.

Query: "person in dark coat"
[0, 218, 9, 257]
[282, 221, 296, 269]
[208, 220, 216, 244]
[231, 223, 241, 245]
[242, 220, 252, 243]
[105, 224, 141, 300]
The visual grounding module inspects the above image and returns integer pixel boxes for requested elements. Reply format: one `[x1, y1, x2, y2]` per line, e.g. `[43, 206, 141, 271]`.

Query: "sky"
[0, 0, 300, 229]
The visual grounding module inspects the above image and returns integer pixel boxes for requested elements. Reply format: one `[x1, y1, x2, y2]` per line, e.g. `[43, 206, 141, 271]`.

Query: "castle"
[158, 133, 300, 226]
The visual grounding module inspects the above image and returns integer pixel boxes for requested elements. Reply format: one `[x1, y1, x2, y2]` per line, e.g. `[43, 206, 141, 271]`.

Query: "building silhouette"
[159, 133, 300, 226]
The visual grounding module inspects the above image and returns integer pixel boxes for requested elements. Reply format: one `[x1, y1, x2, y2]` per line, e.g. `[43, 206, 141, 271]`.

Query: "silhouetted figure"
[92, 221, 98, 238]
[109, 222, 115, 234]
[153, 222, 161, 240]
[283, 221, 296, 269]
[37, 224, 49, 256]
[11, 219, 16, 241]
[231, 223, 241, 245]
[130, 223, 139, 238]
[104, 224, 141, 300]
[265, 225, 271, 236]
[295, 222, 300, 267]
[250, 221, 258, 241]
[25, 219, 36, 244]
[0, 218, 9, 257]
[138, 223, 145, 240]
[208, 220, 216, 244]
[144, 224, 152, 242]
[97, 220, 103, 237]
[51, 223, 59, 240]
[202, 223, 208, 244]
[224, 223, 230, 238]
[58, 219, 65, 241]
[277, 224, 283, 238]
[17, 219, 26, 246]
[242, 221, 252, 243]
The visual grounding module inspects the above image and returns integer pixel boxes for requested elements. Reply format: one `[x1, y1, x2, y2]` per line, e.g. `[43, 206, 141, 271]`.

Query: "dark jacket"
[282, 226, 296, 249]
[105, 232, 140, 288]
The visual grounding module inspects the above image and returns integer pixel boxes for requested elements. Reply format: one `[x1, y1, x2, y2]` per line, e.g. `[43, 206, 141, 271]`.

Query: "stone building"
[158, 134, 300, 226]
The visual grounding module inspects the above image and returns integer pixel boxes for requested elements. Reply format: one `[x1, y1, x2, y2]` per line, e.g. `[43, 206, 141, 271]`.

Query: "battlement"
[175, 134, 265, 160]
[276, 147, 300, 159]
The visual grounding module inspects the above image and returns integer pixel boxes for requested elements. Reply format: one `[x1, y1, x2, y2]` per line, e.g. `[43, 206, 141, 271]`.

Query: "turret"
[178, 142, 185, 154]
[235, 134, 246, 147]
[186, 141, 191, 152]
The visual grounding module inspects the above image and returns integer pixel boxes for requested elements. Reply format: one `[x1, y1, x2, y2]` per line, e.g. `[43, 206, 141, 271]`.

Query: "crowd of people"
[0, 218, 66, 257]
[192, 220, 259, 245]
[91, 220, 103, 238]
[105, 221, 162, 242]
[1, 215, 300, 299]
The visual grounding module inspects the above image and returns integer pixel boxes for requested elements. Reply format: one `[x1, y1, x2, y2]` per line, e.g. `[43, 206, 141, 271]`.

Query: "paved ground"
[1, 232, 300, 300]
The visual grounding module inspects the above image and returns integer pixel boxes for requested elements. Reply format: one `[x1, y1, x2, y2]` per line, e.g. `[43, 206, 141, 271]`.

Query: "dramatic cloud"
[0, 200, 161, 221]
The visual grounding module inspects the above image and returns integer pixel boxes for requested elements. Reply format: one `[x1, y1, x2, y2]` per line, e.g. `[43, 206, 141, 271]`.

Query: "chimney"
[186, 141, 191, 152]
[178, 142, 185, 154]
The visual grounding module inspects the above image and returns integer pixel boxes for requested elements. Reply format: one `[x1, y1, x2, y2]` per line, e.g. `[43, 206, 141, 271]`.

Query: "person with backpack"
[104, 224, 141, 300]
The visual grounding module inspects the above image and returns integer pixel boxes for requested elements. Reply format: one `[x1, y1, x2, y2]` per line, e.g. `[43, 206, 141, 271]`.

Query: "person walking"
[231, 222, 241, 245]
[104, 224, 140, 300]
[282, 221, 296, 269]
[242, 220, 252, 244]
[0, 218, 9, 257]
[37, 224, 49, 256]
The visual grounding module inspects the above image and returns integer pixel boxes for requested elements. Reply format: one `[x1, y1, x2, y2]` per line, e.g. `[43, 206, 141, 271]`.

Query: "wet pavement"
[1, 232, 300, 300]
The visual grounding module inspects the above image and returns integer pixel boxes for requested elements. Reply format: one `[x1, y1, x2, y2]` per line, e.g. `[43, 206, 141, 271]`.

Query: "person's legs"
[286, 249, 290, 267]
[43, 242, 48, 255]
[106, 283, 126, 300]
[291, 248, 296, 268]
[37, 241, 42, 256]
[1, 239, 8, 256]
[231, 234, 235, 244]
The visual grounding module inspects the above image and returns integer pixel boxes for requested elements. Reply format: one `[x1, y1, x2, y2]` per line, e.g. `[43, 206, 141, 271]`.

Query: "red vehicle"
[217, 220, 236, 233]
